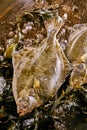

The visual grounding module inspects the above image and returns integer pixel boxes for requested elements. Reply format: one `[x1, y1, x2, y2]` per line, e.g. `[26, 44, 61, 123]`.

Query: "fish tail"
[44, 12, 64, 36]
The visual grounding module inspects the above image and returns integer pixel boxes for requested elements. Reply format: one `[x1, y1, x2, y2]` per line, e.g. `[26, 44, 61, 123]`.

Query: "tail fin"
[44, 12, 64, 36]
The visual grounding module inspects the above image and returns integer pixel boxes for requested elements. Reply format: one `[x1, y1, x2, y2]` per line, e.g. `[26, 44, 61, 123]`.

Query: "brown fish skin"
[65, 24, 87, 63]
[65, 24, 87, 88]
[12, 13, 70, 116]
[69, 53, 87, 88]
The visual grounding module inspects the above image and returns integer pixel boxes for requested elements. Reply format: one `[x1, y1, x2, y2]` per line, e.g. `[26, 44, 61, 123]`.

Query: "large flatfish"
[12, 13, 70, 116]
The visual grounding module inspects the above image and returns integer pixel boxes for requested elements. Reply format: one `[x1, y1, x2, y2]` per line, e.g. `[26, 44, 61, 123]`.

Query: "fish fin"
[12, 48, 26, 67]
[44, 13, 64, 35]
[56, 41, 72, 76]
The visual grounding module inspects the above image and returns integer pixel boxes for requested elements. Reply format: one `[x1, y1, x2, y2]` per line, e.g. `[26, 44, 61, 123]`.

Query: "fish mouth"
[17, 95, 42, 116]
[18, 108, 29, 117]
[17, 101, 30, 116]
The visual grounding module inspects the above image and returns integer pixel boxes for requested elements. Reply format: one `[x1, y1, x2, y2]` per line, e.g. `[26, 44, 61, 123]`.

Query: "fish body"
[69, 53, 87, 88]
[65, 24, 87, 63]
[65, 24, 87, 88]
[12, 13, 70, 116]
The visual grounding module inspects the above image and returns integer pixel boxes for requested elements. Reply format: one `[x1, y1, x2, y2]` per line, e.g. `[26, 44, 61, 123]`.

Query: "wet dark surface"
[0, 0, 87, 130]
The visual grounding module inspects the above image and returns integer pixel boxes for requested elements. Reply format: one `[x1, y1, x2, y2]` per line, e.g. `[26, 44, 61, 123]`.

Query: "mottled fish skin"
[69, 53, 87, 88]
[65, 24, 87, 63]
[65, 24, 87, 88]
[12, 13, 70, 116]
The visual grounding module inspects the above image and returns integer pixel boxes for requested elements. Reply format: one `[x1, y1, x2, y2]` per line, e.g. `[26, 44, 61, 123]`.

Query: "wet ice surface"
[0, 76, 6, 95]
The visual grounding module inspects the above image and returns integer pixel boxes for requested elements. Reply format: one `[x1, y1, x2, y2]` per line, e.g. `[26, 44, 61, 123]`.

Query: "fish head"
[16, 88, 42, 116]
